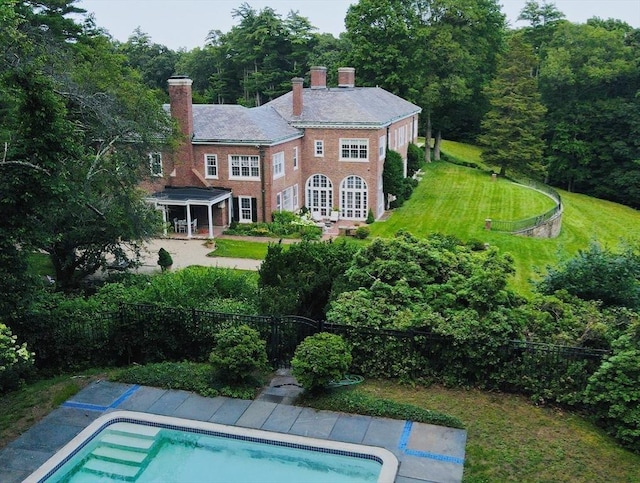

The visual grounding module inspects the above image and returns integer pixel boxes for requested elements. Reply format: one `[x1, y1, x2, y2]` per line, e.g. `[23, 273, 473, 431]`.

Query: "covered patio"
[146, 187, 232, 239]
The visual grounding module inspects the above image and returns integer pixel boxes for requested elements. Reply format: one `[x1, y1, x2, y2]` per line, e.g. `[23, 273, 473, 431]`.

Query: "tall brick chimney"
[167, 76, 195, 181]
[168, 76, 194, 139]
[310, 66, 327, 89]
[292, 77, 304, 117]
[338, 67, 355, 88]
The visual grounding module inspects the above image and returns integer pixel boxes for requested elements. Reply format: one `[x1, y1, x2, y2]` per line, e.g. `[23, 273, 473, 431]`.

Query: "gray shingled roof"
[265, 87, 422, 126]
[163, 104, 301, 144]
[163, 86, 420, 144]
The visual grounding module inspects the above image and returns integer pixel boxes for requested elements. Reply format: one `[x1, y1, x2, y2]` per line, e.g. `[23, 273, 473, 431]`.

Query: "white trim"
[293, 146, 299, 170]
[272, 151, 285, 180]
[229, 154, 260, 181]
[339, 138, 369, 162]
[314, 140, 324, 157]
[149, 152, 163, 177]
[25, 411, 399, 483]
[238, 195, 253, 223]
[204, 153, 218, 179]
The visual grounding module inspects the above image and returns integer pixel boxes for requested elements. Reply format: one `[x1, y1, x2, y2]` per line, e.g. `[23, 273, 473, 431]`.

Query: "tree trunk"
[425, 111, 432, 163]
[434, 130, 441, 161]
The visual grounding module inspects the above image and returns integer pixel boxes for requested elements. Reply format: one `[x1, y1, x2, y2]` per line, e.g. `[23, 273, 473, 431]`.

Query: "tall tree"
[344, 0, 505, 161]
[538, 21, 640, 205]
[478, 34, 547, 178]
[0, 2, 176, 290]
[117, 27, 179, 95]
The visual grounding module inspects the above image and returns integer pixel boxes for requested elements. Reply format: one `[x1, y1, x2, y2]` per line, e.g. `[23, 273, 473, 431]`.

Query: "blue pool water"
[44, 421, 382, 482]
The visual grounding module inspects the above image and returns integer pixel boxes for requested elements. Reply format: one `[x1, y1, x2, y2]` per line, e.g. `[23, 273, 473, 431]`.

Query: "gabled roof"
[163, 104, 301, 145]
[266, 87, 422, 128]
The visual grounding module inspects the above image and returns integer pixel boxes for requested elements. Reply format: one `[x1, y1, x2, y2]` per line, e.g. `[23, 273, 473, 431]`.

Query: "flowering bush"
[0, 322, 34, 393]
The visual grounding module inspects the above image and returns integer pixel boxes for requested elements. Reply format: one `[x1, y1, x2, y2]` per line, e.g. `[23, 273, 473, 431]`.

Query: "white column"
[208, 204, 214, 238]
[186, 203, 192, 238]
[161, 205, 168, 236]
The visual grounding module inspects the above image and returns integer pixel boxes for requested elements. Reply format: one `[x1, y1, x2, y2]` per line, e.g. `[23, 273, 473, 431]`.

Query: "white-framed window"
[293, 184, 299, 209]
[239, 196, 253, 223]
[272, 151, 284, 179]
[314, 140, 324, 157]
[306, 174, 333, 216]
[229, 155, 260, 180]
[398, 125, 405, 147]
[340, 139, 368, 161]
[276, 192, 282, 211]
[293, 147, 299, 170]
[204, 154, 218, 179]
[379, 135, 386, 159]
[149, 152, 163, 177]
[340, 175, 368, 219]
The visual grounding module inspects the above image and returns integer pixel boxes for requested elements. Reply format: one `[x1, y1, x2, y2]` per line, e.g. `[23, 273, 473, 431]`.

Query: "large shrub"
[0, 322, 34, 393]
[537, 243, 640, 309]
[209, 325, 269, 383]
[258, 240, 357, 319]
[407, 142, 424, 176]
[291, 333, 352, 392]
[584, 320, 640, 452]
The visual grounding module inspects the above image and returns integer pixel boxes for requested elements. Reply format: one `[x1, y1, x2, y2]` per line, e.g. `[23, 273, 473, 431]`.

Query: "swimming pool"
[26, 411, 398, 483]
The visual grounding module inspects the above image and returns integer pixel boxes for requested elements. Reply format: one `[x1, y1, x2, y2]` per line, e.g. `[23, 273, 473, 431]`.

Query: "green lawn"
[358, 380, 640, 482]
[369, 161, 640, 294]
[207, 238, 272, 259]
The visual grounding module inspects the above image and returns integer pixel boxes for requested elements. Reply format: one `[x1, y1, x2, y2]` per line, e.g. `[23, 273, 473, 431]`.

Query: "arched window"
[306, 174, 333, 217]
[340, 176, 368, 220]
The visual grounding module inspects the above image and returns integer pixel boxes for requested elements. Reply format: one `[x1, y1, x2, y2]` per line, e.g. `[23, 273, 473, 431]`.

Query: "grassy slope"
[369, 160, 640, 294]
[359, 380, 640, 482]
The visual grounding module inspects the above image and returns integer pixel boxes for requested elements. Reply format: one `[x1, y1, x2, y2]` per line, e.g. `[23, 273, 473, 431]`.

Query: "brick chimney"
[168, 76, 194, 139]
[338, 67, 355, 88]
[292, 77, 304, 117]
[167, 76, 195, 183]
[310, 66, 327, 89]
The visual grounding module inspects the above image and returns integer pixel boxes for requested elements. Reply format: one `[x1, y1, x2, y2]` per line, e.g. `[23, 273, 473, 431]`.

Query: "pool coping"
[25, 410, 399, 483]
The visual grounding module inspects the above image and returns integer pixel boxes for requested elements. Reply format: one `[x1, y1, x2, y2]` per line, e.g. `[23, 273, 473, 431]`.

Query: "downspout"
[259, 146, 266, 222]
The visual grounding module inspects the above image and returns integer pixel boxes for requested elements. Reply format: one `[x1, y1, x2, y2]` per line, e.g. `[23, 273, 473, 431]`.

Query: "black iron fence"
[15, 303, 610, 398]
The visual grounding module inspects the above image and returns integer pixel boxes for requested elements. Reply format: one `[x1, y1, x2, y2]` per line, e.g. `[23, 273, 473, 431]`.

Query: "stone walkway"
[0, 378, 467, 482]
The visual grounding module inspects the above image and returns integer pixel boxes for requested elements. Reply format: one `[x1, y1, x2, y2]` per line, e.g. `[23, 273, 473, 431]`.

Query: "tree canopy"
[0, 1, 176, 290]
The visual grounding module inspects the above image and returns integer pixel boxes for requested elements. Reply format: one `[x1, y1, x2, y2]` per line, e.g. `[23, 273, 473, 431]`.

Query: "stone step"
[108, 422, 161, 438]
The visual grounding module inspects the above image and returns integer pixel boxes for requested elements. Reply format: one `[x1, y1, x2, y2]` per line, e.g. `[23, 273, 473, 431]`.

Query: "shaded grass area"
[27, 252, 54, 277]
[440, 139, 486, 167]
[370, 161, 640, 294]
[356, 380, 640, 483]
[300, 387, 464, 429]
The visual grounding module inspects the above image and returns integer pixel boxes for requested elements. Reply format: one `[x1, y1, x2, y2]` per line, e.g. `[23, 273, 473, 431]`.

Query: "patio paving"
[0, 380, 467, 483]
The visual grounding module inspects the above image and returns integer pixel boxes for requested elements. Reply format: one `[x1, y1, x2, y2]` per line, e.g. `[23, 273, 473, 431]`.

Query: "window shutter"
[232, 197, 239, 221]
[251, 198, 258, 222]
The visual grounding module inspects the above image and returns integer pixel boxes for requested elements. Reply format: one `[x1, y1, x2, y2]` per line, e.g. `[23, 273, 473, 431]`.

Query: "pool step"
[100, 432, 157, 450]
[92, 445, 148, 464]
[82, 458, 141, 480]
[80, 423, 162, 480]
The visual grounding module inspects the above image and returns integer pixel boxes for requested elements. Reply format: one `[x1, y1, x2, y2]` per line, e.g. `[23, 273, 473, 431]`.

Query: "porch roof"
[147, 187, 232, 207]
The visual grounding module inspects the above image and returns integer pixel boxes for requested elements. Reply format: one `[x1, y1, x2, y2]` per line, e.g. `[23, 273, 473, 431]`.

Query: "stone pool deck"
[0, 380, 467, 482]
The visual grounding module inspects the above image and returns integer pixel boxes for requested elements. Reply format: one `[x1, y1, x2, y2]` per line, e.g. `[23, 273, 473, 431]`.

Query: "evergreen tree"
[478, 34, 546, 178]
